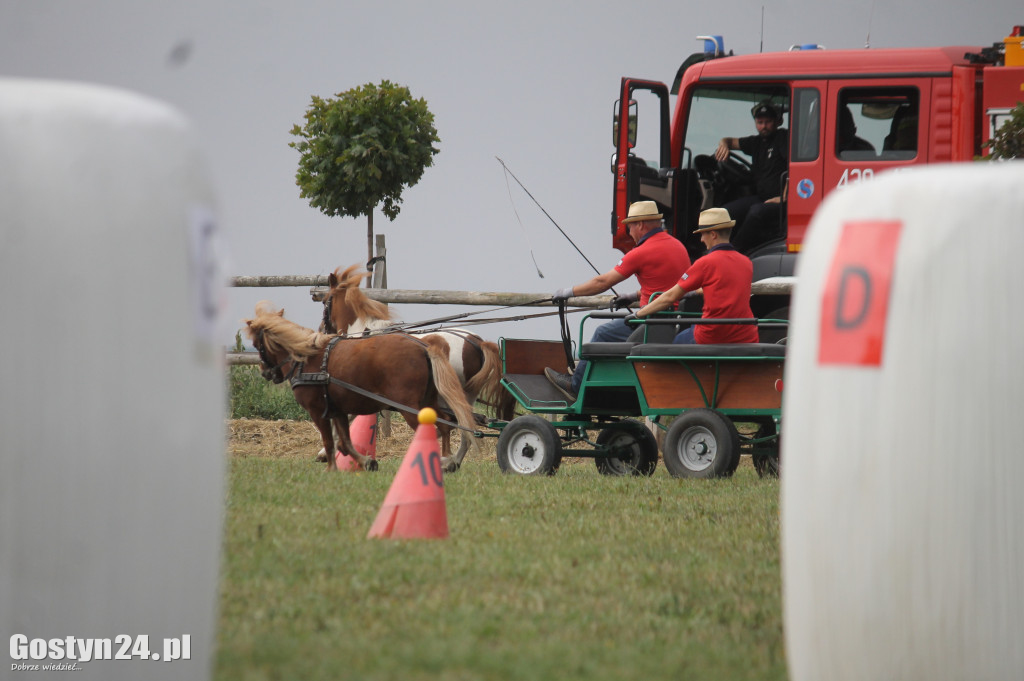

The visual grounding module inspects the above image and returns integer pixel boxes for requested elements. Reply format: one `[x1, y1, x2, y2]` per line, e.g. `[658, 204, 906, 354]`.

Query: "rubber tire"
[753, 450, 780, 478]
[497, 415, 563, 476]
[662, 409, 740, 479]
[594, 422, 659, 477]
[751, 421, 781, 479]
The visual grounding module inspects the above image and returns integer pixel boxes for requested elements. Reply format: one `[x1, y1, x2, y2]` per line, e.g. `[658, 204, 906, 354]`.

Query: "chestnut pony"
[320, 265, 515, 472]
[244, 302, 477, 472]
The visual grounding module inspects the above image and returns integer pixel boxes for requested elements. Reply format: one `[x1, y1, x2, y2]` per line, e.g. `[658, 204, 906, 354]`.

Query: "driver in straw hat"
[545, 200, 690, 401]
[629, 207, 759, 345]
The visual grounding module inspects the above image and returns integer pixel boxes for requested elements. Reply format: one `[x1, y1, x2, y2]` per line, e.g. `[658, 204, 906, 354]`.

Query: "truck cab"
[612, 31, 1023, 316]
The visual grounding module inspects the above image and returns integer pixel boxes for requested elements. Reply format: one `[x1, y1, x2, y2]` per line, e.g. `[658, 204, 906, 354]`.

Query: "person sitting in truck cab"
[629, 207, 759, 345]
[715, 100, 788, 254]
[882, 101, 918, 154]
[838, 104, 876, 158]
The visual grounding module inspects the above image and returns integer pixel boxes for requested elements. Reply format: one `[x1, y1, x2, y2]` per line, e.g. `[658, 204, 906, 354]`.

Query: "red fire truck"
[612, 27, 1024, 318]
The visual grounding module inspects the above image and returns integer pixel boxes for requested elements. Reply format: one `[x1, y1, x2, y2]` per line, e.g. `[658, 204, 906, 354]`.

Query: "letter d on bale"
[0, 80, 226, 681]
[781, 163, 1024, 681]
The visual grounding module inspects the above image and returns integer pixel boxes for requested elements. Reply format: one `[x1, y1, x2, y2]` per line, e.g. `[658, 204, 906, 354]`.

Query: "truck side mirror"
[613, 99, 638, 148]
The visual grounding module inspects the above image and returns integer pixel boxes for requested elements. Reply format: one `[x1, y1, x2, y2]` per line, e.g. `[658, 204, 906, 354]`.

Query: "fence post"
[372, 233, 388, 289]
[373, 234, 393, 438]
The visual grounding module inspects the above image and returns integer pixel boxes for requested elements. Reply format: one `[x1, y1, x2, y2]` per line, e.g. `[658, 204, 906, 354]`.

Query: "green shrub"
[979, 101, 1024, 160]
[228, 365, 309, 421]
[227, 333, 309, 421]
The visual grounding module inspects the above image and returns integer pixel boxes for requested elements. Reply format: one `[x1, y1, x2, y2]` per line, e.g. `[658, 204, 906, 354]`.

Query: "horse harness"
[287, 335, 481, 436]
[253, 328, 301, 383]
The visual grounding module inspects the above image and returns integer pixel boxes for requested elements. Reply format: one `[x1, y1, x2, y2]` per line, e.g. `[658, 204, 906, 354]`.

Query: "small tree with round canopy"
[289, 80, 441, 277]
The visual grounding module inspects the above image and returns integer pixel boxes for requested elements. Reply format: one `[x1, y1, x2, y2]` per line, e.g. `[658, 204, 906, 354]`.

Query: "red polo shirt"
[613, 229, 691, 305]
[677, 244, 758, 344]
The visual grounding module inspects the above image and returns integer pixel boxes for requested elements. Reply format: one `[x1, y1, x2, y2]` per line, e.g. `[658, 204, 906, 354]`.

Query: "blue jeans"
[673, 326, 696, 344]
[570, 318, 633, 392]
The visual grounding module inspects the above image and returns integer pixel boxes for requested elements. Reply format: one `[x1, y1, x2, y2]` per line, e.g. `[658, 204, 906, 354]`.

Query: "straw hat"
[621, 200, 663, 224]
[693, 207, 736, 233]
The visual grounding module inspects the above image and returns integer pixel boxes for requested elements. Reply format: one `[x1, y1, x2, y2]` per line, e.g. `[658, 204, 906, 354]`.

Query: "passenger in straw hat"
[629, 207, 758, 345]
[544, 200, 690, 401]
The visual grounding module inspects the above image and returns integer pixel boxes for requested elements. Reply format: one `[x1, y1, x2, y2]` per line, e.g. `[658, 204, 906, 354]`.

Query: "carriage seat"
[579, 319, 686, 358]
[627, 322, 681, 344]
[580, 342, 637, 358]
[629, 343, 786, 358]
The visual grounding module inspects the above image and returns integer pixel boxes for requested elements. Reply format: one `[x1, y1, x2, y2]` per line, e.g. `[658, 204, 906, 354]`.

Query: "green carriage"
[493, 311, 785, 478]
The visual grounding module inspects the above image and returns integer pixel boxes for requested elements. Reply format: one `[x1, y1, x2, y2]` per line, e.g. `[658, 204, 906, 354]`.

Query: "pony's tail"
[424, 338, 478, 448]
[463, 340, 499, 398]
[468, 341, 516, 421]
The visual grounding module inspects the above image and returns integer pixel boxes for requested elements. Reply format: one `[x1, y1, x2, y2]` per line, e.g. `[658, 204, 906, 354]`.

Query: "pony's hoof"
[315, 448, 328, 463]
[442, 459, 461, 474]
[364, 459, 379, 472]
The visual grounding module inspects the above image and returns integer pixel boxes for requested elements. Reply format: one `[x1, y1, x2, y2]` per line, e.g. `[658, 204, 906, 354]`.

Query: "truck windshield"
[682, 86, 789, 166]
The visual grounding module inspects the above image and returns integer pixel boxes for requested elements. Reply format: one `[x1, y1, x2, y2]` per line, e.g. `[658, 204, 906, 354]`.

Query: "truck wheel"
[497, 415, 563, 476]
[662, 409, 739, 479]
[758, 306, 789, 344]
[594, 421, 658, 477]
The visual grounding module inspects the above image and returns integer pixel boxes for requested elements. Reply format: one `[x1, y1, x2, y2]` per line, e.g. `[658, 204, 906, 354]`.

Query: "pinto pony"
[320, 264, 515, 471]
[244, 302, 478, 472]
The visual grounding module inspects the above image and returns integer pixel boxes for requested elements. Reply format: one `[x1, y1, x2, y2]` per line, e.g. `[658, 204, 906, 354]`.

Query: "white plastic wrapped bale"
[782, 163, 1024, 681]
[0, 80, 226, 680]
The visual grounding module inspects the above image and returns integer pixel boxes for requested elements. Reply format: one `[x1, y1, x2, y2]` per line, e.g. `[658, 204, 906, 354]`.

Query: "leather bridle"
[253, 328, 300, 384]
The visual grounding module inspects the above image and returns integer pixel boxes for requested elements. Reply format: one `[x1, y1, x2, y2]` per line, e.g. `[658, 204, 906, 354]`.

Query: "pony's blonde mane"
[245, 301, 334, 361]
[331, 264, 393, 325]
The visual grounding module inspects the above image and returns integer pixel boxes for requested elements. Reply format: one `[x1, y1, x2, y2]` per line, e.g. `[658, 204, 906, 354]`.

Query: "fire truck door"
[823, 79, 930, 188]
[612, 78, 670, 253]
[787, 84, 826, 251]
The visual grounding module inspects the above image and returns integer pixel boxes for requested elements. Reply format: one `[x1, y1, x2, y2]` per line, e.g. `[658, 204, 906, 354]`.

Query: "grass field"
[216, 419, 787, 681]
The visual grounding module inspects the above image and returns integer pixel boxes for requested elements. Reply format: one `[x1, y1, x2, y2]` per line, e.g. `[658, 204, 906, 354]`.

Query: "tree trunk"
[365, 210, 374, 287]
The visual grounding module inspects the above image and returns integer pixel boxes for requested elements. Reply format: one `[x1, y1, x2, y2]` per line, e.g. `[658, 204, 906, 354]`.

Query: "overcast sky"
[2, 1, 1019, 343]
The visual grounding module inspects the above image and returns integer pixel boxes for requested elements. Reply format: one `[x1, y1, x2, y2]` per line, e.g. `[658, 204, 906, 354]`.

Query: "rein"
[557, 301, 577, 372]
[325, 299, 590, 338]
[355, 298, 553, 334]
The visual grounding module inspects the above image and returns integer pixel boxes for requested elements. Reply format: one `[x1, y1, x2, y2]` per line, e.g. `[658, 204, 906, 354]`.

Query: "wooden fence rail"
[230, 279, 794, 305]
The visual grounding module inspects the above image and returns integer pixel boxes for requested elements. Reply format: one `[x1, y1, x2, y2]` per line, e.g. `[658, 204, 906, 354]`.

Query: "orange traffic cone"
[367, 408, 448, 539]
[336, 413, 378, 471]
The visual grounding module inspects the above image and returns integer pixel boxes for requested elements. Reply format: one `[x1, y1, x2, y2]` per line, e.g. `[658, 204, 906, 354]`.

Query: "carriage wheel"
[662, 409, 739, 479]
[497, 415, 563, 476]
[753, 450, 781, 478]
[751, 421, 781, 479]
[594, 421, 658, 476]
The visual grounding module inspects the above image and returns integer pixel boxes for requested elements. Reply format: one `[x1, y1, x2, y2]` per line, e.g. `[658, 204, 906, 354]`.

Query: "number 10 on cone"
[366, 419, 448, 539]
